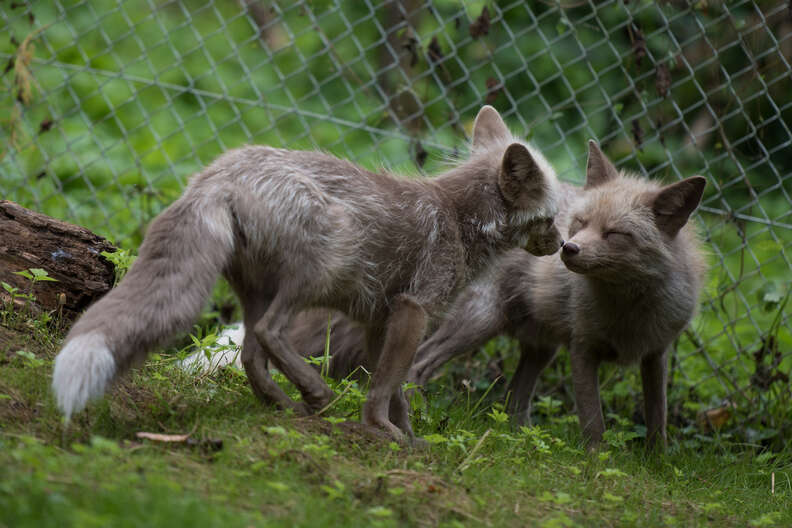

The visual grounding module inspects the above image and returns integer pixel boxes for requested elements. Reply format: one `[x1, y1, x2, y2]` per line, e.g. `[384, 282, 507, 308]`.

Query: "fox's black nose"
[562, 241, 580, 255]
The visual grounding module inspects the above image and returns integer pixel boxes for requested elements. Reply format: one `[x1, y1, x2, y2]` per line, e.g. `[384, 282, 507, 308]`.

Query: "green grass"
[1, 316, 790, 528]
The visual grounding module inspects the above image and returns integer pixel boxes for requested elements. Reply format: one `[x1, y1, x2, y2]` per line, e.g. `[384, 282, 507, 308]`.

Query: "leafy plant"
[15, 350, 46, 369]
[2, 268, 57, 322]
[100, 249, 137, 287]
[12, 268, 57, 284]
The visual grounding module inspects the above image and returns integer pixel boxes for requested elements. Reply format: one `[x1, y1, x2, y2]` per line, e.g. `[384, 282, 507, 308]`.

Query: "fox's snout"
[560, 239, 588, 274]
[524, 223, 564, 257]
[561, 240, 580, 255]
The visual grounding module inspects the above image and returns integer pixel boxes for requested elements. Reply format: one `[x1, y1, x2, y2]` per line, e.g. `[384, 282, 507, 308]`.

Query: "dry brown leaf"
[135, 432, 190, 443]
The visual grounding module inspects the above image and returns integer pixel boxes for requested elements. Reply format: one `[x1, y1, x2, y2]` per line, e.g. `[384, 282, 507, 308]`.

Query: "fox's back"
[187, 146, 453, 320]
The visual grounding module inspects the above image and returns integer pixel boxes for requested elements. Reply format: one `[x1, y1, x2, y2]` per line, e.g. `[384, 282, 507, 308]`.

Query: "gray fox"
[52, 106, 563, 441]
[409, 141, 706, 447]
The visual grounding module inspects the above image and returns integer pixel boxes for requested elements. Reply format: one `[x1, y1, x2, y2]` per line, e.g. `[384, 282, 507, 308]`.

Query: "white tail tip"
[52, 332, 116, 419]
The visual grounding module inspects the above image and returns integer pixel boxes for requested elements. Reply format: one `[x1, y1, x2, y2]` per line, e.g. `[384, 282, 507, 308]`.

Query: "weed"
[100, 249, 137, 287]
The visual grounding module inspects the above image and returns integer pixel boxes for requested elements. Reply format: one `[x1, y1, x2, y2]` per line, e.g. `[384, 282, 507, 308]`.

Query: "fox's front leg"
[362, 294, 427, 442]
[506, 343, 558, 425]
[640, 350, 668, 450]
[569, 345, 605, 448]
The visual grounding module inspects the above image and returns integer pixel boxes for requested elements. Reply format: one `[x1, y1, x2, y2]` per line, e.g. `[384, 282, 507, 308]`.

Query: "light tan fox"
[409, 141, 706, 447]
[52, 106, 563, 441]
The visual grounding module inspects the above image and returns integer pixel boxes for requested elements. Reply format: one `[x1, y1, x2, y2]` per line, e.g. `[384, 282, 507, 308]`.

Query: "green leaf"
[556, 22, 566, 36]
[750, 512, 781, 527]
[554, 491, 572, 504]
[597, 467, 628, 479]
[29, 268, 57, 281]
[16, 350, 37, 361]
[757, 281, 784, 312]
[603, 492, 623, 503]
[262, 426, 287, 436]
[540, 513, 575, 528]
[266, 481, 289, 492]
[367, 506, 392, 518]
[90, 436, 121, 454]
[12, 270, 33, 280]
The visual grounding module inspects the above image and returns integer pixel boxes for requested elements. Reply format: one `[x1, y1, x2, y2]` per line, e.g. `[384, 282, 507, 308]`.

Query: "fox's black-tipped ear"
[472, 106, 510, 149]
[585, 140, 619, 189]
[499, 143, 544, 208]
[650, 176, 706, 236]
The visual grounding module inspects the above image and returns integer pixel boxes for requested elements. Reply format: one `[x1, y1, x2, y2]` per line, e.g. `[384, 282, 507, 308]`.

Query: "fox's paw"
[362, 403, 407, 444]
[303, 386, 335, 415]
[363, 416, 407, 444]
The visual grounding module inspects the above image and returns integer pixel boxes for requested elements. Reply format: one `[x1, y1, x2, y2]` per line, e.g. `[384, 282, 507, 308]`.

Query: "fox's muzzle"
[562, 241, 580, 255]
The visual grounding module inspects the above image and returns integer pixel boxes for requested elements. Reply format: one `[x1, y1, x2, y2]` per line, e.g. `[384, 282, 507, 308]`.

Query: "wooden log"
[0, 200, 117, 321]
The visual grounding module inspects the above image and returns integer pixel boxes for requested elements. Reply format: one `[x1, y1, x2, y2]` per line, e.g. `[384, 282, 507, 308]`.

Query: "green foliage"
[100, 249, 137, 287]
[12, 268, 57, 283]
[1, 281, 31, 311]
[2, 315, 792, 527]
[14, 349, 47, 369]
[1, 269, 62, 333]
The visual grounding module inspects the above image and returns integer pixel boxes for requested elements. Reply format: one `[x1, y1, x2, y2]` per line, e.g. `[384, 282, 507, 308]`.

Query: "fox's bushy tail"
[52, 195, 234, 419]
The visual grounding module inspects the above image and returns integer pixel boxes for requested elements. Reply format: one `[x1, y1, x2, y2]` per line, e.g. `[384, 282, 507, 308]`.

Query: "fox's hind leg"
[253, 291, 335, 412]
[409, 282, 506, 387]
[240, 324, 308, 415]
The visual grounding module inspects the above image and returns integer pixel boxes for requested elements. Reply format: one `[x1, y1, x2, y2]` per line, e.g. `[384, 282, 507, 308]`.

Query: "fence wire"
[1, 0, 790, 436]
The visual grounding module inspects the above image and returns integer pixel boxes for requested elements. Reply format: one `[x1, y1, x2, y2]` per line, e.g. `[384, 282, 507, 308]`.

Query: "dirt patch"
[0, 324, 31, 359]
[0, 323, 51, 426]
[107, 379, 170, 423]
[295, 416, 393, 445]
[0, 320, 59, 360]
[0, 382, 39, 424]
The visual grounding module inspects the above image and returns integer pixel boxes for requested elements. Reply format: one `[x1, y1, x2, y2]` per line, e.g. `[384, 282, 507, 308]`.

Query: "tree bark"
[0, 200, 116, 321]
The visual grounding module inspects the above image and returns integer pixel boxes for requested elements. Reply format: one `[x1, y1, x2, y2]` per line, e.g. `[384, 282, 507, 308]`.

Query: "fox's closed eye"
[604, 231, 632, 240]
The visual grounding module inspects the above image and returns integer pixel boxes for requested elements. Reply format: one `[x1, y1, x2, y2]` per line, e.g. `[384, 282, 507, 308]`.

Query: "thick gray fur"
[52, 106, 563, 441]
[409, 141, 707, 448]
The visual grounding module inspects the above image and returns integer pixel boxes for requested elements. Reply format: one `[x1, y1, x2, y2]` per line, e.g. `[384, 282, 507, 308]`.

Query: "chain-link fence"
[1, 0, 790, 441]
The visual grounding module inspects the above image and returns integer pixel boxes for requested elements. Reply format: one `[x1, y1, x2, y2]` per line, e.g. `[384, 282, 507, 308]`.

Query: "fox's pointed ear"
[585, 140, 619, 189]
[650, 176, 706, 236]
[499, 143, 544, 208]
[473, 106, 510, 149]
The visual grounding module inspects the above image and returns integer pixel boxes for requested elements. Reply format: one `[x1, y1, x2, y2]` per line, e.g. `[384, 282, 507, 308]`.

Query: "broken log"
[0, 200, 117, 321]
